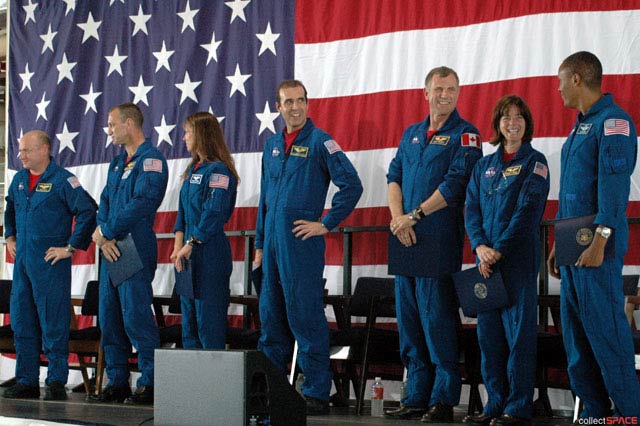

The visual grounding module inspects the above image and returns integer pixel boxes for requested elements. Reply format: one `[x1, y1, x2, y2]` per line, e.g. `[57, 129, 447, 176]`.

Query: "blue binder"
[453, 267, 509, 318]
[105, 234, 144, 287]
[554, 214, 615, 266]
[175, 258, 194, 299]
[387, 232, 440, 277]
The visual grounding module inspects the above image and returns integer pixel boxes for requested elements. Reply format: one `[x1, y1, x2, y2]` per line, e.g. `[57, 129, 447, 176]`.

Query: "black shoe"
[86, 384, 131, 403]
[305, 395, 329, 416]
[421, 403, 454, 423]
[44, 382, 68, 401]
[124, 386, 154, 405]
[2, 383, 40, 399]
[384, 405, 428, 419]
[463, 413, 494, 425]
[491, 414, 531, 426]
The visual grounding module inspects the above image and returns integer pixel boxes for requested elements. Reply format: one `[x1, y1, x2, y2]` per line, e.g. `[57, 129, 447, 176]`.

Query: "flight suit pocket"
[604, 146, 628, 174]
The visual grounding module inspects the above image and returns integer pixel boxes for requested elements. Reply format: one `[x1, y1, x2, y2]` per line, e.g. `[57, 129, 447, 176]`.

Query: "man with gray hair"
[4, 130, 97, 401]
[386, 67, 482, 422]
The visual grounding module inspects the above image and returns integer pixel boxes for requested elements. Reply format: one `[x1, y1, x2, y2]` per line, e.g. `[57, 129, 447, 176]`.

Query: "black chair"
[535, 295, 569, 416]
[153, 286, 183, 348]
[227, 295, 261, 350]
[68, 280, 104, 396]
[325, 277, 402, 415]
[0, 280, 14, 357]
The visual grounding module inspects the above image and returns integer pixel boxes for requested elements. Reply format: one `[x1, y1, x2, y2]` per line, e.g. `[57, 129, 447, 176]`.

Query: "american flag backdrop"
[7, 0, 640, 300]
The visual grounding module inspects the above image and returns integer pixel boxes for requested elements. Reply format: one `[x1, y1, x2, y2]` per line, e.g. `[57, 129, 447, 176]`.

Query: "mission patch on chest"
[291, 145, 309, 158]
[430, 135, 450, 146]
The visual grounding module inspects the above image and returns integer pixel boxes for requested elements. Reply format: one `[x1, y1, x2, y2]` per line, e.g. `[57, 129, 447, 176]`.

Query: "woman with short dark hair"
[463, 95, 550, 426]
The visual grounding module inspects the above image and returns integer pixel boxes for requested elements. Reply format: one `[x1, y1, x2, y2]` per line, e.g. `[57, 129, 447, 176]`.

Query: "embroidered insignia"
[143, 158, 163, 172]
[430, 135, 450, 146]
[67, 176, 81, 189]
[291, 145, 309, 158]
[323, 139, 342, 154]
[209, 173, 229, 190]
[484, 167, 496, 178]
[502, 165, 522, 177]
[190, 174, 203, 185]
[576, 123, 592, 135]
[35, 183, 52, 192]
[461, 133, 481, 148]
[533, 162, 548, 179]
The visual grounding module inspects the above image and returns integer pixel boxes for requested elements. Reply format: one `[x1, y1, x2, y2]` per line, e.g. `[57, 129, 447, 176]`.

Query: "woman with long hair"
[171, 111, 239, 349]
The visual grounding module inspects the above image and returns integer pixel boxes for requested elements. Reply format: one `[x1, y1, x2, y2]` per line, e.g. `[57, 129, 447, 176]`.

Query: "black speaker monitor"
[155, 349, 306, 426]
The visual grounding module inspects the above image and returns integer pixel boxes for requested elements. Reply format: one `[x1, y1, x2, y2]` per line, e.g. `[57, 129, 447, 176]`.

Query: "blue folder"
[105, 234, 143, 287]
[554, 214, 615, 266]
[175, 258, 194, 299]
[452, 267, 509, 318]
[387, 232, 440, 277]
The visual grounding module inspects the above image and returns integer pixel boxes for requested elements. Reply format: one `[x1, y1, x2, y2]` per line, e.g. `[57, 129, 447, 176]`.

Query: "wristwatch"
[186, 236, 200, 246]
[596, 226, 612, 239]
[65, 245, 76, 253]
[408, 207, 425, 221]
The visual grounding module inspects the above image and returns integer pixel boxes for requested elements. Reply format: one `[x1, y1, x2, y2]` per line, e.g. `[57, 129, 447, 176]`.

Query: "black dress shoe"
[305, 395, 330, 416]
[2, 383, 40, 399]
[421, 402, 454, 423]
[384, 405, 428, 420]
[463, 413, 494, 425]
[44, 381, 68, 401]
[492, 414, 531, 426]
[124, 386, 154, 405]
[86, 384, 132, 403]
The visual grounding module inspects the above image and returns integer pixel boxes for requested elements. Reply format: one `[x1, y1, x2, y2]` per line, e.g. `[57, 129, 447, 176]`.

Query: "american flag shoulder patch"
[603, 118, 630, 137]
[323, 139, 342, 154]
[461, 133, 481, 149]
[209, 173, 230, 190]
[533, 161, 548, 179]
[143, 158, 163, 173]
[67, 176, 81, 189]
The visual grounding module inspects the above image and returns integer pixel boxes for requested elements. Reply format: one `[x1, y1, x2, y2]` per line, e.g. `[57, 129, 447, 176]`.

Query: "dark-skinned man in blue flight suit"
[4, 130, 97, 401]
[386, 66, 482, 423]
[254, 79, 363, 416]
[548, 51, 640, 419]
[90, 103, 168, 406]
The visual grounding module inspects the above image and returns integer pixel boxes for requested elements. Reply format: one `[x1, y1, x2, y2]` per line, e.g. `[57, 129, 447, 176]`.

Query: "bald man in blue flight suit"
[548, 51, 640, 419]
[386, 66, 482, 422]
[3, 130, 97, 401]
[254, 79, 362, 416]
[90, 103, 168, 406]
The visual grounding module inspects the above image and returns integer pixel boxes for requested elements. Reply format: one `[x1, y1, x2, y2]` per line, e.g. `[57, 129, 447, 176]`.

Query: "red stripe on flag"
[308, 75, 640, 152]
[295, 0, 640, 43]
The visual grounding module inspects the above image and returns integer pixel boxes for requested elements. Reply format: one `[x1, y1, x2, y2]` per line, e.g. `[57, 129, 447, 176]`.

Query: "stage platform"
[0, 389, 574, 426]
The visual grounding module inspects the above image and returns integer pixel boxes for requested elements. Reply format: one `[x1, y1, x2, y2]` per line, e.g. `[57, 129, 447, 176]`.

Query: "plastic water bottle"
[371, 377, 384, 417]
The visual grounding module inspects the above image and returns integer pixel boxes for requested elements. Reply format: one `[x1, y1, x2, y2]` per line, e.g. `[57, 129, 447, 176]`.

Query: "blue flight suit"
[97, 139, 168, 388]
[4, 158, 97, 386]
[465, 143, 550, 419]
[174, 161, 237, 349]
[387, 109, 482, 408]
[557, 94, 640, 418]
[255, 119, 362, 401]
